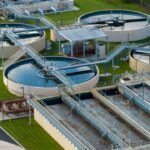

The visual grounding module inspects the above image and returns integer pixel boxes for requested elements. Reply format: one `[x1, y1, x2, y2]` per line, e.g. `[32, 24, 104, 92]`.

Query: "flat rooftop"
[59, 26, 107, 42]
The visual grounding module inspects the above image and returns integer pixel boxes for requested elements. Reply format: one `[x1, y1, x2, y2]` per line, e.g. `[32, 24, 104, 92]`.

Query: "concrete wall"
[51, 24, 150, 42]
[14, 1, 57, 12]
[105, 24, 150, 42]
[3, 67, 99, 97]
[34, 109, 77, 150]
[5, 0, 74, 13]
[0, 9, 9, 17]
[50, 29, 65, 42]
[129, 54, 150, 73]
[0, 33, 46, 58]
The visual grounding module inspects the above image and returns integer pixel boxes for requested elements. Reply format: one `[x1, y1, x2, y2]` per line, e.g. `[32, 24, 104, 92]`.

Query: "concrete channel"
[91, 89, 150, 140]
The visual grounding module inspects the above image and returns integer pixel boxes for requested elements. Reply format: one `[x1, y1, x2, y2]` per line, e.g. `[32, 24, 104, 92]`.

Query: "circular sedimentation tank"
[4, 56, 99, 97]
[0, 23, 45, 58]
[79, 10, 150, 42]
[129, 45, 150, 73]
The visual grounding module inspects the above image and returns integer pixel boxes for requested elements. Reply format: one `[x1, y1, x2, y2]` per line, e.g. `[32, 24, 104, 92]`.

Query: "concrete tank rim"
[130, 49, 150, 65]
[0, 23, 46, 58]
[0, 23, 45, 42]
[3, 67, 99, 90]
[3, 56, 99, 89]
[78, 9, 150, 31]
[129, 50, 150, 73]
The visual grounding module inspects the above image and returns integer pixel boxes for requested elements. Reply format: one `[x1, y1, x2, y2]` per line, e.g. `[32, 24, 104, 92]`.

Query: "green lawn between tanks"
[0, 1, 149, 149]
[48, 0, 150, 25]
[0, 70, 18, 101]
[0, 118, 63, 150]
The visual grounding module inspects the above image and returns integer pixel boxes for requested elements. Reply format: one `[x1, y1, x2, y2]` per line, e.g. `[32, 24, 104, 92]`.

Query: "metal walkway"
[60, 44, 128, 70]
[117, 103, 150, 132]
[61, 90, 131, 148]
[2, 0, 24, 17]
[91, 89, 150, 139]
[27, 98, 94, 150]
[118, 83, 150, 115]
[5, 31, 74, 91]
[2, 0, 56, 29]
[41, 100, 96, 150]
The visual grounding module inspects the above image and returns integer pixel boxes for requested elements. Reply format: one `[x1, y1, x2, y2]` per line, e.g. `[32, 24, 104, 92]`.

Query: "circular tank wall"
[129, 45, 150, 73]
[79, 10, 150, 42]
[0, 23, 45, 58]
[4, 57, 99, 97]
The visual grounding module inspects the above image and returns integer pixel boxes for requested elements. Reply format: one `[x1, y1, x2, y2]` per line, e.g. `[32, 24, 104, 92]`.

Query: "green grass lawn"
[0, 1, 149, 149]
[0, 70, 18, 101]
[0, 0, 149, 99]
[0, 118, 63, 150]
[48, 0, 150, 25]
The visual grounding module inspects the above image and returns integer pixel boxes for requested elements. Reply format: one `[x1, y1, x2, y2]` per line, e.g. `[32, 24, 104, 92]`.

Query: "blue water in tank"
[5, 57, 97, 87]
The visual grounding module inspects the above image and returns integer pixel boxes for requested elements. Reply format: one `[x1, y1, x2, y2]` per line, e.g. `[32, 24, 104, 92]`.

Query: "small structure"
[0, 98, 31, 114]
[79, 10, 150, 42]
[0, 23, 45, 59]
[3, 0, 79, 16]
[58, 26, 108, 59]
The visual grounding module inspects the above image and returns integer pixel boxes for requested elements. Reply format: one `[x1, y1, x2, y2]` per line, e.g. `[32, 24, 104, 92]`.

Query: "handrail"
[2, 0, 56, 29]
[59, 44, 128, 70]
[42, 101, 96, 150]
[27, 98, 92, 150]
[5, 31, 74, 91]
[118, 83, 150, 114]
[61, 91, 131, 148]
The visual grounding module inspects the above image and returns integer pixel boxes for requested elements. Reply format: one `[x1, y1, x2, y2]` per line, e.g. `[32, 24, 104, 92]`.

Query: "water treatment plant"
[1, 0, 150, 150]
[0, 23, 45, 58]
[4, 57, 99, 96]
[79, 10, 150, 42]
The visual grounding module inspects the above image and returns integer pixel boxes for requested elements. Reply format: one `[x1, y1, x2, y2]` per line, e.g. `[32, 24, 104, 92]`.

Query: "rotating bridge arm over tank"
[59, 44, 128, 70]
[5, 30, 74, 92]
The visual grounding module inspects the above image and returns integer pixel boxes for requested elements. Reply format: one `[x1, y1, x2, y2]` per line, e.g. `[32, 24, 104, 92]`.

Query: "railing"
[118, 83, 150, 114]
[59, 44, 128, 70]
[5, 31, 74, 91]
[130, 85, 150, 103]
[118, 103, 150, 132]
[41, 100, 96, 150]
[102, 88, 150, 130]
[61, 90, 131, 148]
[42, 16, 57, 28]
[106, 94, 150, 132]
[27, 98, 92, 150]
[3, 0, 24, 16]
[3, 50, 25, 68]
[3, 0, 56, 29]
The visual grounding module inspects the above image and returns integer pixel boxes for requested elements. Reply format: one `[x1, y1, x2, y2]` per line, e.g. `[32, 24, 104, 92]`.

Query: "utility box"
[97, 43, 105, 59]
[61, 43, 71, 55]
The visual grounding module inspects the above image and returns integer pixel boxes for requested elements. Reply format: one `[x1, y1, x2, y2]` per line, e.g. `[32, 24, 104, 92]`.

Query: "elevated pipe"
[61, 91, 131, 148]
[91, 89, 150, 140]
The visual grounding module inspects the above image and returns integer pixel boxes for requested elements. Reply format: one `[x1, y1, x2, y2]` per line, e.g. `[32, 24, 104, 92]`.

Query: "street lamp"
[1, 32, 4, 69]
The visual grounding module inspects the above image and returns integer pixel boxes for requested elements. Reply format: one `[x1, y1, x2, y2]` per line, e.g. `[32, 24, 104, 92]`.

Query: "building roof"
[58, 26, 107, 42]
